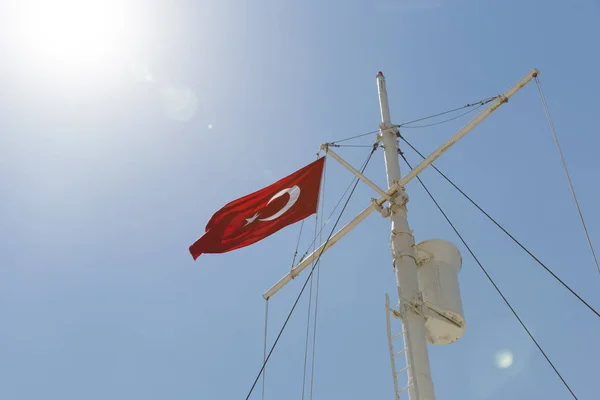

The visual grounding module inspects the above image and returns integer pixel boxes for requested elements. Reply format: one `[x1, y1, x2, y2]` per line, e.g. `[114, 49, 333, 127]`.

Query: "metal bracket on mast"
[390, 294, 465, 331]
[378, 125, 399, 136]
[371, 198, 391, 217]
[392, 229, 414, 243]
[389, 185, 408, 216]
[391, 294, 425, 319]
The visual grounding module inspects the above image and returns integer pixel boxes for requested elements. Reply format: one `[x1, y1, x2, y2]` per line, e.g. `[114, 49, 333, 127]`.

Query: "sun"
[15, 0, 127, 71]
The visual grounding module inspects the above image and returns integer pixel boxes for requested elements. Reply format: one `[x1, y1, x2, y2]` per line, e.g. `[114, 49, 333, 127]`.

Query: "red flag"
[189, 158, 325, 260]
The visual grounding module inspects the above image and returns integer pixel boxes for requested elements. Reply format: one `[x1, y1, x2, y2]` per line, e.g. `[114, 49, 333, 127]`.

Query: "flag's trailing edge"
[189, 157, 325, 260]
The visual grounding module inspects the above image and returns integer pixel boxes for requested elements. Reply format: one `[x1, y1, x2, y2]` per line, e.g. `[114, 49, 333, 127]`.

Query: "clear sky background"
[1, 0, 599, 399]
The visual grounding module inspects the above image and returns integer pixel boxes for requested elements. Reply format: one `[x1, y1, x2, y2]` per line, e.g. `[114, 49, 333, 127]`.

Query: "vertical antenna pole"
[377, 72, 435, 400]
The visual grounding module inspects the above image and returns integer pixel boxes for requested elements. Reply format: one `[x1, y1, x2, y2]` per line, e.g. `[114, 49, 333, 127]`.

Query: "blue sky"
[1, 0, 599, 399]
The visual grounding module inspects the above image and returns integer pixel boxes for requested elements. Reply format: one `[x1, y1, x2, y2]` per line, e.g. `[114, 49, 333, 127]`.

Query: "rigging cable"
[309, 158, 327, 400]
[244, 145, 378, 400]
[397, 96, 497, 128]
[327, 95, 496, 146]
[327, 144, 378, 148]
[290, 220, 305, 270]
[535, 76, 600, 276]
[399, 136, 600, 319]
[329, 130, 380, 145]
[301, 157, 326, 400]
[263, 200, 309, 400]
[300, 234, 315, 400]
[294, 146, 379, 266]
[261, 299, 269, 400]
[399, 101, 488, 129]
[399, 151, 579, 400]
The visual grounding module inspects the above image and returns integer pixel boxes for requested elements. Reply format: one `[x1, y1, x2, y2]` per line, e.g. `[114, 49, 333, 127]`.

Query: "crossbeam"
[263, 185, 399, 299]
[400, 68, 539, 185]
[263, 68, 539, 300]
[322, 145, 389, 199]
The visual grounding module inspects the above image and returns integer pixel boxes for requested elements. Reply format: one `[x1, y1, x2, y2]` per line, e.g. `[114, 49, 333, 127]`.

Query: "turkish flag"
[189, 157, 325, 260]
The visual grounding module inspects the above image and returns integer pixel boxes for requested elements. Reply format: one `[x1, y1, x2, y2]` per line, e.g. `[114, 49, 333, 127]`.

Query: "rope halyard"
[245, 147, 377, 400]
[309, 155, 327, 400]
[301, 190, 321, 399]
[261, 299, 269, 400]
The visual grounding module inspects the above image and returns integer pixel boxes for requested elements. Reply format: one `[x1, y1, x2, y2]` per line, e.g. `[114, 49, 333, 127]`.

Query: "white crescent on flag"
[259, 185, 301, 221]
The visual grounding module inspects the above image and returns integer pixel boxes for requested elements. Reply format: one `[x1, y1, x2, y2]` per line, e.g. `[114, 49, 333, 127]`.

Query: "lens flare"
[495, 349, 514, 369]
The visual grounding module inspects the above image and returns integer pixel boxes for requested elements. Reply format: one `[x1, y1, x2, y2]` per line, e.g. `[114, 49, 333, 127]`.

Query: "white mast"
[262, 68, 538, 400]
[377, 71, 435, 400]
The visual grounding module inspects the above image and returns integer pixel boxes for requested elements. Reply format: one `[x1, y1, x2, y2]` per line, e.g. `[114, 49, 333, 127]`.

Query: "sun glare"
[15, 0, 127, 71]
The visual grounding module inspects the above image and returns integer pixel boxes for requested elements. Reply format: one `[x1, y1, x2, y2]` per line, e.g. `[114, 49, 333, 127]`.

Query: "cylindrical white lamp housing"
[415, 239, 466, 345]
